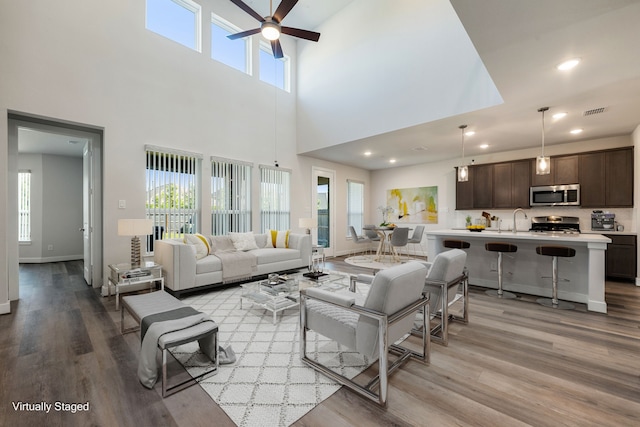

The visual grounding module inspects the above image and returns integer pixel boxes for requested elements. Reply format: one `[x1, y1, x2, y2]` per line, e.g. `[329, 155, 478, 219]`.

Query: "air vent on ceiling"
[583, 107, 607, 116]
[412, 146, 428, 151]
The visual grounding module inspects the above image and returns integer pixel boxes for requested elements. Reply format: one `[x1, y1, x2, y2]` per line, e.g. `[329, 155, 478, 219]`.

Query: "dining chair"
[349, 226, 372, 261]
[389, 227, 409, 262]
[407, 225, 425, 258]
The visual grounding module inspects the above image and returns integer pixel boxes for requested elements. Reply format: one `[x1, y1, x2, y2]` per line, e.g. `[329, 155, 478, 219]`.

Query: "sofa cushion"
[229, 232, 259, 251]
[184, 234, 211, 260]
[254, 233, 269, 248]
[252, 248, 300, 265]
[268, 230, 290, 248]
[210, 235, 236, 253]
[196, 255, 222, 275]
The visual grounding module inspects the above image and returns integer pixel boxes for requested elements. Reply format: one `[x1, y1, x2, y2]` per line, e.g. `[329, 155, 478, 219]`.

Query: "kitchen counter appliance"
[530, 184, 580, 207]
[529, 216, 580, 234]
[591, 211, 615, 230]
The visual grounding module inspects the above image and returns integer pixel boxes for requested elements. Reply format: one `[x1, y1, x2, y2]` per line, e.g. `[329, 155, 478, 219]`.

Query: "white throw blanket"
[214, 250, 257, 282]
[138, 312, 211, 389]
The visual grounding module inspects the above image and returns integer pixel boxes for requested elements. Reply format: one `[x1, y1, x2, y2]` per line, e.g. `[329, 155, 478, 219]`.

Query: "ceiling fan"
[227, 0, 321, 59]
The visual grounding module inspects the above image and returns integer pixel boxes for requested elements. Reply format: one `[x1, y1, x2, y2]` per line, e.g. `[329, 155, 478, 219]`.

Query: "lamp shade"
[298, 218, 318, 229]
[118, 219, 153, 236]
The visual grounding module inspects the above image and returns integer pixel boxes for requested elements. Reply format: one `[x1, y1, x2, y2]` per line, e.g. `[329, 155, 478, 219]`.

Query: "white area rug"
[173, 282, 371, 427]
[344, 255, 421, 271]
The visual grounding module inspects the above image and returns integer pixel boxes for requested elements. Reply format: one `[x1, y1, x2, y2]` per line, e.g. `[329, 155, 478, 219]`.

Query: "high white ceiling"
[19, 0, 640, 167]
[300, 0, 640, 170]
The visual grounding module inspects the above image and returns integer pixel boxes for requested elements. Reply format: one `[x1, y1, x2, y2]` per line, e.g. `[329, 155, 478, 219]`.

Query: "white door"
[312, 167, 336, 257]
[82, 142, 92, 285]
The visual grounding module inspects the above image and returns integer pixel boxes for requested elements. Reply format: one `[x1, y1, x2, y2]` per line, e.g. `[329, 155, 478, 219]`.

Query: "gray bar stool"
[535, 245, 576, 310]
[484, 242, 518, 299]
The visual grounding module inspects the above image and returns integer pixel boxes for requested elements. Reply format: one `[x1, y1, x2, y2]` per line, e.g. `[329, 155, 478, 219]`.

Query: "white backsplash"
[454, 207, 634, 232]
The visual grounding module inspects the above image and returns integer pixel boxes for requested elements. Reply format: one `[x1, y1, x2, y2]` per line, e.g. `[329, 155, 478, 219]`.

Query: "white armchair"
[300, 261, 430, 406]
[420, 248, 468, 346]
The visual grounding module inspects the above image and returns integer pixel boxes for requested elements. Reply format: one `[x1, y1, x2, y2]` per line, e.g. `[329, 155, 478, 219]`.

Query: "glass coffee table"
[240, 271, 350, 324]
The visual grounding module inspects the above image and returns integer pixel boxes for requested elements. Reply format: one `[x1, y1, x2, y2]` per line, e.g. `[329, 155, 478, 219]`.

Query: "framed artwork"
[385, 186, 438, 224]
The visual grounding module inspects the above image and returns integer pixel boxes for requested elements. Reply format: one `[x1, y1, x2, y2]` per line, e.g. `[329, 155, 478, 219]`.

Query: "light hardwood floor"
[1, 258, 639, 426]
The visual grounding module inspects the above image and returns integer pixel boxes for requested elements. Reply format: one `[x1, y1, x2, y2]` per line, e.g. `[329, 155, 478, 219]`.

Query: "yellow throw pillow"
[184, 233, 211, 260]
[269, 230, 290, 248]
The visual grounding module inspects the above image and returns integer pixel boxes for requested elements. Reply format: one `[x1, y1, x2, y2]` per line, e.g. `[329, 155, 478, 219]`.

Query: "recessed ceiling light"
[570, 128, 583, 135]
[557, 58, 580, 71]
[364, 151, 372, 156]
[480, 144, 489, 149]
[552, 112, 568, 120]
[389, 159, 396, 164]
[465, 131, 475, 136]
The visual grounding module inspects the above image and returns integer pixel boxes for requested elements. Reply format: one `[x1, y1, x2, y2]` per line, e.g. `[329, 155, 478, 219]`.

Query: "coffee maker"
[591, 210, 615, 231]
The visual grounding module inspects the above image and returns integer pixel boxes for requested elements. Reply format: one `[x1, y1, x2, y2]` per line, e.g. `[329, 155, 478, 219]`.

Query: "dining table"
[362, 225, 397, 261]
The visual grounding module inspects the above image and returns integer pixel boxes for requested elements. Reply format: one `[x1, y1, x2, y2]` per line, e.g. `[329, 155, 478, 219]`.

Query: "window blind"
[259, 165, 291, 232]
[347, 180, 365, 236]
[145, 147, 201, 251]
[18, 170, 31, 242]
[211, 157, 252, 234]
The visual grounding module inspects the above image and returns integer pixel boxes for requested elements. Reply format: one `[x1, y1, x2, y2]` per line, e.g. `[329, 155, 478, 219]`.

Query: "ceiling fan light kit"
[536, 107, 551, 175]
[228, 0, 321, 59]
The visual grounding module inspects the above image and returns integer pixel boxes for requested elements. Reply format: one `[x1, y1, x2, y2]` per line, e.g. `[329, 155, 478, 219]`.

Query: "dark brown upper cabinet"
[531, 155, 578, 186]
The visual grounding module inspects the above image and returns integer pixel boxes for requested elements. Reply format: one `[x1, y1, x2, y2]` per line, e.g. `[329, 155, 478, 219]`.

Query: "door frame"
[8, 113, 103, 297]
[312, 166, 336, 257]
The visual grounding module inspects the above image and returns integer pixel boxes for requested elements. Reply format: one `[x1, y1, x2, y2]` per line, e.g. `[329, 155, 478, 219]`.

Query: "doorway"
[8, 113, 103, 299]
[312, 167, 336, 257]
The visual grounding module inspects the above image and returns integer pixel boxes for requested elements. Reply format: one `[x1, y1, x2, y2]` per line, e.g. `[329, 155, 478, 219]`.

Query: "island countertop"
[426, 229, 610, 313]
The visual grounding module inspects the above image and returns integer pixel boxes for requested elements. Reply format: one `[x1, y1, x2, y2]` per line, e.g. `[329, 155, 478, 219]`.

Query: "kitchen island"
[426, 229, 611, 313]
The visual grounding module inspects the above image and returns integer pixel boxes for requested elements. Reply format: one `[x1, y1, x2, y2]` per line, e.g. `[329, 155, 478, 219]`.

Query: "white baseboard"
[0, 300, 11, 314]
[19, 255, 83, 264]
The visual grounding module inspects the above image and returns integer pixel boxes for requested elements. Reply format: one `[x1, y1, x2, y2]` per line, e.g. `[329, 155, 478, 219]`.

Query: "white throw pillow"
[229, 232, 259, 251]
[254, 233, 269, 249]
[184, 233, 211, 260]
[268, 230, 290, 248]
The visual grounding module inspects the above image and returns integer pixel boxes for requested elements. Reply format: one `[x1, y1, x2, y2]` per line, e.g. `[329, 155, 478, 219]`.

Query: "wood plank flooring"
[1, 258, 639, 426]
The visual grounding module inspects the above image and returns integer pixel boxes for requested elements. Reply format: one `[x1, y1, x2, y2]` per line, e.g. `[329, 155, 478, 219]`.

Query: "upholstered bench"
[121, 291, 218, 397]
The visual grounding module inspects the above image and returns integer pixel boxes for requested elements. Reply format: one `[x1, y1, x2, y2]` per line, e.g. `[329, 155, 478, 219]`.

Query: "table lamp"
[298, 217, 317, 235]
[118, 219, 153, 267]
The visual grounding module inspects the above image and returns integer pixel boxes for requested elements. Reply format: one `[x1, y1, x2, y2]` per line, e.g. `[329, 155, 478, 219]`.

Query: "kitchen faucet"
[512, 208, 528, 234]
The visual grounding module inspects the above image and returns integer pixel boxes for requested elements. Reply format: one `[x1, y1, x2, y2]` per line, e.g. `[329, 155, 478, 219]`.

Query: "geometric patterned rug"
[174, 282, 371, 427]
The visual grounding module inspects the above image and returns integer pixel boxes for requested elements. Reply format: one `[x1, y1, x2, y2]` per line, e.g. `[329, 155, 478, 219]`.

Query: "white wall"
[371, 134, 634, 232]
[297, 0, 502, 153]
[0, 0, 372, 306]
[18, 154, 83, 263]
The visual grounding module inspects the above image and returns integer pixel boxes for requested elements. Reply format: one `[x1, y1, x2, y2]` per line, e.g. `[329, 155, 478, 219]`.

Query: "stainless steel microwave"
[530, 184, 580, 206]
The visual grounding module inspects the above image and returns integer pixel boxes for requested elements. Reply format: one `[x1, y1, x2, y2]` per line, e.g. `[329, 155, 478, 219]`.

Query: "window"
[347, 180, 364, 236]
[146, 0, 201, 52]
[18, 171, 31, 242]
[260, 165, 290, 232]
[259, 42, 289, 91]
[211, 157, 252, 234]
[145, 146, 202, 251]
[211, 14, 251, 73]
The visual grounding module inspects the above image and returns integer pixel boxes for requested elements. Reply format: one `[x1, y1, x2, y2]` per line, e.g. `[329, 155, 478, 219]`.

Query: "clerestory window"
[211, 14, 251, 74]
[259, 42, 290, 91]
[146, 0, 202, 52]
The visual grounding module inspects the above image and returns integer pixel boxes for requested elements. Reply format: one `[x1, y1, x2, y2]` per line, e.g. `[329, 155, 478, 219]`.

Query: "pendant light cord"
[538, 107, 549, 157]
[459, 124, 467, 162]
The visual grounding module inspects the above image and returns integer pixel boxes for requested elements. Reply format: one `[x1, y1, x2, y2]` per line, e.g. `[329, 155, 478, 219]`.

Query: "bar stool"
[443, 239, 471, 250]
[484, 242, 518, 299]
[535, 245, 576, 310]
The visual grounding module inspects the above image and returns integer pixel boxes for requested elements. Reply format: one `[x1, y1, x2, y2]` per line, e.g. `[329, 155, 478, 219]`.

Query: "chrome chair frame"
[419, 271, 468, 346]
[299, 289, 430, 407]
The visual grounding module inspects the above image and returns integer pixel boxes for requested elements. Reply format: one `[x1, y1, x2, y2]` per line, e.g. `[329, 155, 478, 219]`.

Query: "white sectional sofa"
[154, 232, 312, 297]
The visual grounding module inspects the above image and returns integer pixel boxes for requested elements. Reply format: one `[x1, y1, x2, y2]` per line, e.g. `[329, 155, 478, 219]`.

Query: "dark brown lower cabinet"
[605, 234, 637, 281]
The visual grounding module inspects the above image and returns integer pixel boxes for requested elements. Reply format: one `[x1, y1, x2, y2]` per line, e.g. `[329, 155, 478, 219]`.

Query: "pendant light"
[457, 125, 468, 182]
[536, 107, 550, 175]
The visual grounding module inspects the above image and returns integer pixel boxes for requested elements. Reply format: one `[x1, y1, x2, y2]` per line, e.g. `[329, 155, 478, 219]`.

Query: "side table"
[108, 261, 164, 310]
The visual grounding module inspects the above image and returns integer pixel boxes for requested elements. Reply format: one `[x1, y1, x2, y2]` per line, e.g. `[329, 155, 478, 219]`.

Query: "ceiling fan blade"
[281, 26, 321, 42]
[271, 40, 284, 59]
[229, 0, 265, 23]
[227, 28, 261, 40]
[273, 0, 298, 23]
